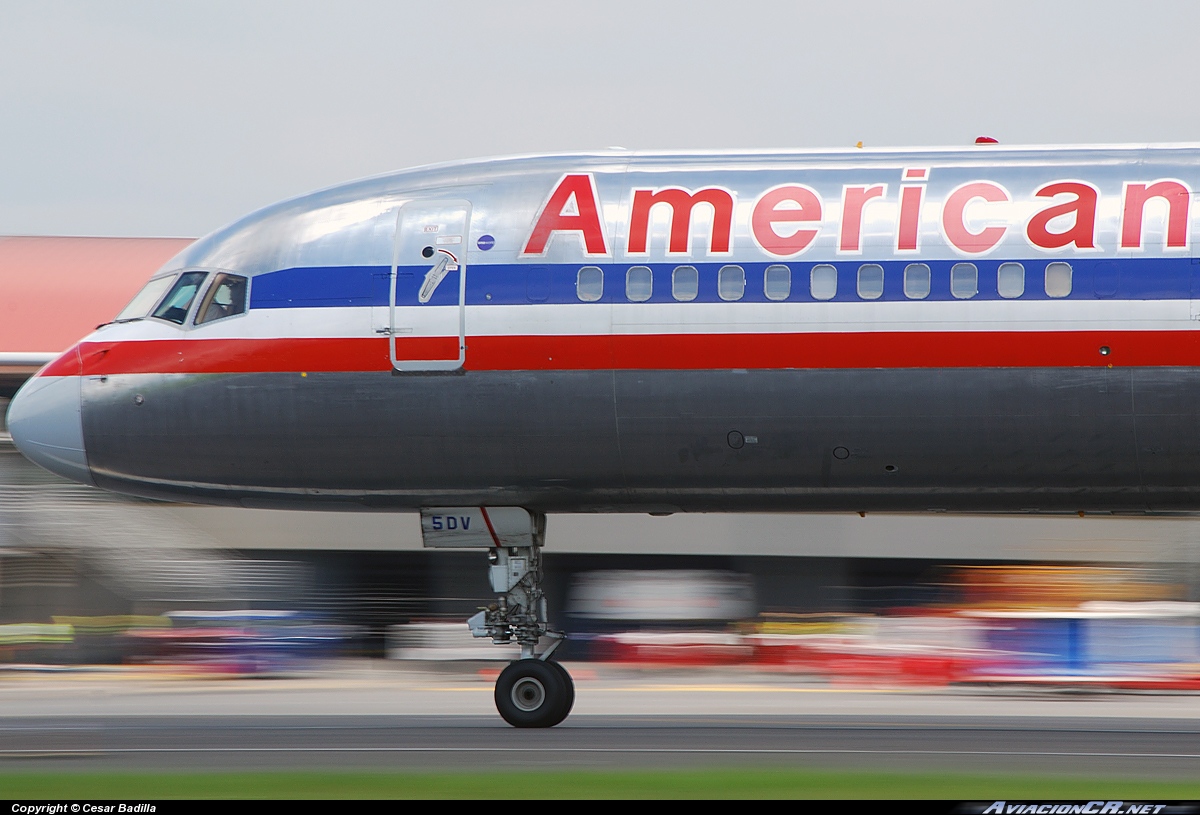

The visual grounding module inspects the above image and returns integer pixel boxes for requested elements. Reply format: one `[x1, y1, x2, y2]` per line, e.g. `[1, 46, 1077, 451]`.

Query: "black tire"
[547, 660, 575, 724]
[494, 659, 567, 728]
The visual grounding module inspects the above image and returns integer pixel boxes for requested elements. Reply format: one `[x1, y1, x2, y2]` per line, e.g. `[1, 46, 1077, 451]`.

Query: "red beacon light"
[975, 136, 999, 144]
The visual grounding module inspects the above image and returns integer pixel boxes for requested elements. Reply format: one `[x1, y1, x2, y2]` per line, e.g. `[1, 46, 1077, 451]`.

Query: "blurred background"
[3, 2, 1200, 689]
[5, 301, 1200, 687]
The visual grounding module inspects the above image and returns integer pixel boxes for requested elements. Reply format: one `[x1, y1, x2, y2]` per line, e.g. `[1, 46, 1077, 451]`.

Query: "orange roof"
[0, 236, 194, 355]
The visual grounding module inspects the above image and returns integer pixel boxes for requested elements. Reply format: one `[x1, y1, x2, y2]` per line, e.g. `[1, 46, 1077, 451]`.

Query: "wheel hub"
[511, 676, 546, 711]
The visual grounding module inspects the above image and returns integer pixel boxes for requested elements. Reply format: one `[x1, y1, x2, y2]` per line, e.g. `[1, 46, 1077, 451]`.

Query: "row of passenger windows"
[575, 262, 1074, 302]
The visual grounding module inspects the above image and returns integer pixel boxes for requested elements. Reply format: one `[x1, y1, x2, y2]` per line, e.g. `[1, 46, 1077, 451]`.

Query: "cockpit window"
[195, 273, 249, 325]
[151, 271, 209, 324]
[114, 275, 177, 322]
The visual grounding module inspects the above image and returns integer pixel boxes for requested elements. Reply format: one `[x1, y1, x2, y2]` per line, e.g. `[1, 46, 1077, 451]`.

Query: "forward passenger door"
[390, 200, 471, 371]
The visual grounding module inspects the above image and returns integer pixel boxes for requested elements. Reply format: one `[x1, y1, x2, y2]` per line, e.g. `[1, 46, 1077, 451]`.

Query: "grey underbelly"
[80, 367, 1200, 513]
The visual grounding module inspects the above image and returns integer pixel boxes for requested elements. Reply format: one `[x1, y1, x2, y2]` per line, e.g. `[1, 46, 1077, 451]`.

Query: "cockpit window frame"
[111, 272, 181, 324]
[123, 267, 251, 329]
[192, 272, 251, 327]
[147, 271, 211, 326]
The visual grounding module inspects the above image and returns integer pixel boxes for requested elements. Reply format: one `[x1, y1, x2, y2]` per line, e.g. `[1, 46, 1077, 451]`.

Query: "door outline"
[1191, 192, 1200, 321]
[390, 199, 470, 372]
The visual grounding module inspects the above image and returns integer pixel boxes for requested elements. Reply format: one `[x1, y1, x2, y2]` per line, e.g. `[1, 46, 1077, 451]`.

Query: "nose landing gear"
[421, 507, 573, 728]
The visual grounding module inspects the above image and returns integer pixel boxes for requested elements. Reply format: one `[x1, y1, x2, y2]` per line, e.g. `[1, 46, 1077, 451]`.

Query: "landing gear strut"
[421, 507, 572, 728]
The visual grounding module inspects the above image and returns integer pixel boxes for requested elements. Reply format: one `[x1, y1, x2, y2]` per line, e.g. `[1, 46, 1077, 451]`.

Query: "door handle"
[417, 251, 459, 303]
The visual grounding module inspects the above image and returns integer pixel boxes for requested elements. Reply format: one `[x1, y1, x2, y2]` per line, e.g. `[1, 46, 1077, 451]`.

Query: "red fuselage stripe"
[60, 332, 1200, 375]
[479, 507, 502, 546]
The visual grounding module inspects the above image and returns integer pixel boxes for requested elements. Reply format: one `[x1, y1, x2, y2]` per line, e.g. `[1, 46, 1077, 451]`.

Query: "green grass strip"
[0, 770, 1199, 799]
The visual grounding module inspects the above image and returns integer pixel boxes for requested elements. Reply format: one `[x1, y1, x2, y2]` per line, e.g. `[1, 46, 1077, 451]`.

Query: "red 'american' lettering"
[523, 173, 1193, 259]
[1026, 181, 1099, 250]
[1120, 180, 1190, 250]
[627, 187, 735, 254]
[839, 185, 887, 253]
[750, 185, 823, 257]
[523, 174, 609, 256]
[942, 181, 1011, 254]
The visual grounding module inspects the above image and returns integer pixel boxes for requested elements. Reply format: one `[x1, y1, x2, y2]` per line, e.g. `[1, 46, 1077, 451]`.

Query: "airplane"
[8, 142, 1200, 726]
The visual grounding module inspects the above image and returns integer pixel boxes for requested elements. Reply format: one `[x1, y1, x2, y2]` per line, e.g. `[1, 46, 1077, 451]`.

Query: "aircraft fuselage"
[10, 145, 1200, 514]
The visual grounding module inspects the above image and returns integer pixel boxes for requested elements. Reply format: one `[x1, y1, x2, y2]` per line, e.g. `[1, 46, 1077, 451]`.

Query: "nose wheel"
[495, 658, 575, 728]
[421, 507, 574, 727]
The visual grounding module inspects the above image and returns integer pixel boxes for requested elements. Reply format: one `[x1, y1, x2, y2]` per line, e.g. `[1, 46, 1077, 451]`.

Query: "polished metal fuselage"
[13, 145, 1200, 514]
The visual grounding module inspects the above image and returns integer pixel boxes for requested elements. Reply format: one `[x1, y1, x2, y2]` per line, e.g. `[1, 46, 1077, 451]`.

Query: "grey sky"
[1, 0, 1196, 237]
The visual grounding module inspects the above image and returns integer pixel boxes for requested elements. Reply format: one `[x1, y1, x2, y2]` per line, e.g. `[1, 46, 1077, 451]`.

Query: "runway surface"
[2, 663, 1199, 778]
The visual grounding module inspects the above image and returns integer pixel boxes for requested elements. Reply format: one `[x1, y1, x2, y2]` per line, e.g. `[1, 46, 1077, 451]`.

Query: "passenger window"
[672, 266, 698, 301]
[811, 264, 837, 300]
[718, 265, 745, 301]
[626, 266, 653, 302]
[764, 265, 791, 301]
[857, 264, 884, 300]
[998, 262, 1025, 299]
[903, 263, 930, 299]
[950, 263, 978, 299]
[1045, 262, 1072, 298]
[195, 273, 249, 325]
[576, 266, 603, 302]
[115, 274, 177, 322]
[151, 271, 209, 325]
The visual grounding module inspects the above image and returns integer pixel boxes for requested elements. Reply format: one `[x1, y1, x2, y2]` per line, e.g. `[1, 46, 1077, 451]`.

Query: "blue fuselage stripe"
[246, 257, 1195, 309]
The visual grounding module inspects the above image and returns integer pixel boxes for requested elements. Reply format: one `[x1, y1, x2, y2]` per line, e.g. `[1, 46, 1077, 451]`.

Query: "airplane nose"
[5, 352, 93, 486]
